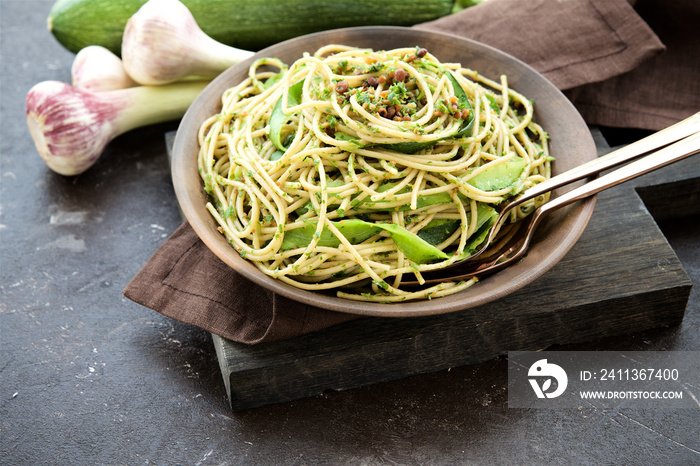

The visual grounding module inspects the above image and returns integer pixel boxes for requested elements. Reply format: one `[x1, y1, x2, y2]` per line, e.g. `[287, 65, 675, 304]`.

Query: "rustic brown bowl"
[172, 26, 597, 317]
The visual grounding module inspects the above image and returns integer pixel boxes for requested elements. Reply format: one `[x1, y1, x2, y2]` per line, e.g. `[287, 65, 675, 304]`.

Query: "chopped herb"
[372, 279, 390, 291]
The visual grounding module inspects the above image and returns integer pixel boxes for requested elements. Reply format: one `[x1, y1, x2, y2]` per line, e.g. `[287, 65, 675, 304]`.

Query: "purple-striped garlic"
[71, 45, 137, 92]
[122, 0, 254, 85]
[26, 80, 208, 176]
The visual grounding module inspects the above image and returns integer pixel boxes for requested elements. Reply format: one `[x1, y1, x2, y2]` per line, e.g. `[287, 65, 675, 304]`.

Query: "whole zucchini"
[47, 0, 456, 55]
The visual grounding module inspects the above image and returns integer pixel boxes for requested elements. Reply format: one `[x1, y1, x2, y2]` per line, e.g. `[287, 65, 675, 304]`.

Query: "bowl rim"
[172, 25, 597, 317]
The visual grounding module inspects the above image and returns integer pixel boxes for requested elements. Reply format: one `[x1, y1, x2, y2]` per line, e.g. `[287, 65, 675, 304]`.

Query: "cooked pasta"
[198, 45, 552, 302]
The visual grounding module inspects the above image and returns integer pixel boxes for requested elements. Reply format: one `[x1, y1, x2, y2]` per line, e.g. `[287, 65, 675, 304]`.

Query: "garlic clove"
[26, 81, 122, 176]
[122, 0, 254, 85]
[72, 45, 137, 92]
[26, 79, 208, 176]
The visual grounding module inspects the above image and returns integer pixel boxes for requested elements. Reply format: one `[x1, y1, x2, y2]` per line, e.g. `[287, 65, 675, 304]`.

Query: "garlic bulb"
[122, 0, 254, 85]
[26, 80, 208, 176]
[72, 45, 137, 92]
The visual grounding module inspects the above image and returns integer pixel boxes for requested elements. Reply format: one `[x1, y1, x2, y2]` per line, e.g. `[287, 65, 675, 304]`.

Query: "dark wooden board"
[167, 130, 698, 411]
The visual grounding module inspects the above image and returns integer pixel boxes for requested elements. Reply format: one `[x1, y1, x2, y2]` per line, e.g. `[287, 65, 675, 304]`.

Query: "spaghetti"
[198, 45, 552, 302]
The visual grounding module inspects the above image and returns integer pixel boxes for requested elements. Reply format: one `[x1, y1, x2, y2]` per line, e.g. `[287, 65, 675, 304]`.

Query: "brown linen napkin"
[124, 0, 689, 345]
[124, 223, 357, 344]
[564, 0, 700, 130]
[418, 0, 698, 131]
[416, 0, 664, 92]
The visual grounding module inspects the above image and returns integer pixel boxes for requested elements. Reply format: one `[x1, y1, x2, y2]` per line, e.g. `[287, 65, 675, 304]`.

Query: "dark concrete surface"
[1, 2, 698, 464]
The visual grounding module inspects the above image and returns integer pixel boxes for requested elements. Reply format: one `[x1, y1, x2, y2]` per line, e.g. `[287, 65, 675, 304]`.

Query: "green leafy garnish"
[270, 79, 304, 151]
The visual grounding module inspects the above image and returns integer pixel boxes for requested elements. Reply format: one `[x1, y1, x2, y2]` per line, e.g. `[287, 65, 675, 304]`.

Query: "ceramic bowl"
[172, 26, 597, 317]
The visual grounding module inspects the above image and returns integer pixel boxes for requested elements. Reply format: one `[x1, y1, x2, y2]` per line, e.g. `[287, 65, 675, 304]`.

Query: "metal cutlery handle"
[510, 111, 700, 211]
[540, 131, 700, 214]
[437, 132, 700, 285]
